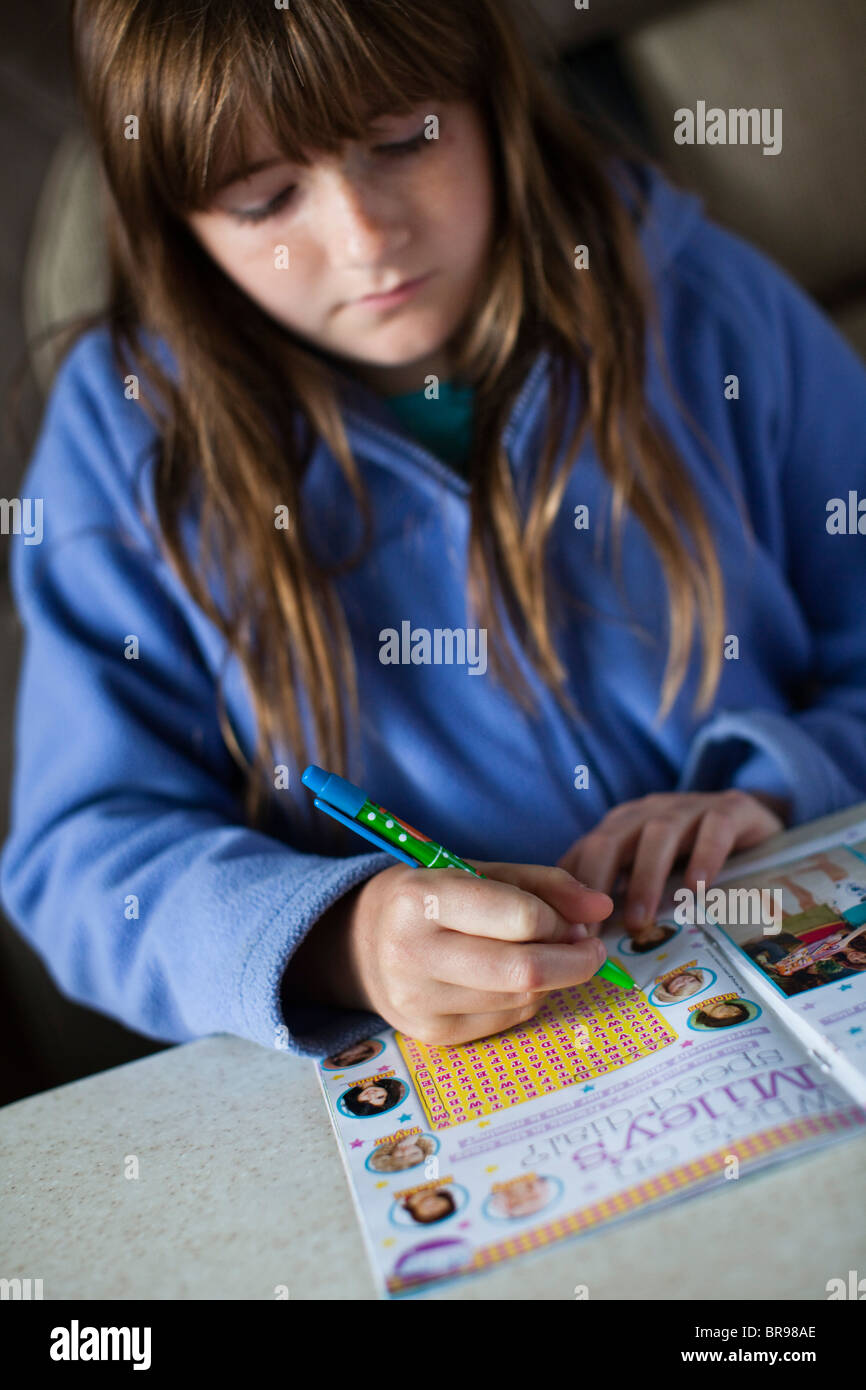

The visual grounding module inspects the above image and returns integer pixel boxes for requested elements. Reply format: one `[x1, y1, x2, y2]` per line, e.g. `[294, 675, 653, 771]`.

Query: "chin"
[365, 338, 448, 368]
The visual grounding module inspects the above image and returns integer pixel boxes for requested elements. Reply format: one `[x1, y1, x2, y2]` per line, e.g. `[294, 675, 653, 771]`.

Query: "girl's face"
[668, 972, 700, 996]
[187, 100, 495, 395]
[502, 1177, 548, 1216]
[408, 1192, 450, 1221]
[706, 1001, 740, 1019]
[636, 923, 664, 945]
[359, 1085, 387, 1107]
[393, 1137, 421, 1161]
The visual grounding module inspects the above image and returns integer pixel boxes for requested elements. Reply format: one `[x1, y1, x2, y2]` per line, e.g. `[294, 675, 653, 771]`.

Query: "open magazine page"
[316, 902, 864, 1298]
[691, 818, 866, 1104]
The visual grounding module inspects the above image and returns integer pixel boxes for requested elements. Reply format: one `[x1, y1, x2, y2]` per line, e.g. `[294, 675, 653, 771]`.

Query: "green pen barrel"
[359, 799, 484, 876]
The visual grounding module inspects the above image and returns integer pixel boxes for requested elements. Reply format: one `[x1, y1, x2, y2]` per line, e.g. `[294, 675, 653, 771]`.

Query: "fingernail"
[624, 903, 646, 928]
[567, 922, 590, 940]
[593, 939, 607, 964]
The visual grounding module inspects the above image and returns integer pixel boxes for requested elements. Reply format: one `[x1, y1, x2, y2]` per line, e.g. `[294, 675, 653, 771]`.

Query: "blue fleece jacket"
[2, 164, 866, 1059]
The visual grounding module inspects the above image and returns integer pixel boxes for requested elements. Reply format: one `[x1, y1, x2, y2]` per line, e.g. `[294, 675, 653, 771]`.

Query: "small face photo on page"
[618, 922, 680, 956]
[338, 1076, 408, 1118]
[651, 967, 715, 1006]
[321, 1038, 385, 1070]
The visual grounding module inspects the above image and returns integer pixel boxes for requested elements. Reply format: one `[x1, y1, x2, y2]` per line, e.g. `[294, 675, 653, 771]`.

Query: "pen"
[301, 764, 636, 992]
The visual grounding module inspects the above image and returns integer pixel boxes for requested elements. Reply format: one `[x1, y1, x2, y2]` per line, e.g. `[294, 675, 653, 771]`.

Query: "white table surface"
[3, 804, 866, 1300]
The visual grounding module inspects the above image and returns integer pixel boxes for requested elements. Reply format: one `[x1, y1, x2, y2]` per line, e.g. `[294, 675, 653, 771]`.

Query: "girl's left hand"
[557, 790, 788, 935]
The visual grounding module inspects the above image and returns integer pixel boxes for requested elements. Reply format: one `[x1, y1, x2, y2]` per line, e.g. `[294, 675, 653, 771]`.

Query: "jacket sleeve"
[677, 239, 866, 827]
[0, 337, 391, 1057]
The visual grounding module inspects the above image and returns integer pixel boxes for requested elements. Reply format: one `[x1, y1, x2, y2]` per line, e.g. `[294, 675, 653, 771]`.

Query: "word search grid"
[396, 973, 677, 1130]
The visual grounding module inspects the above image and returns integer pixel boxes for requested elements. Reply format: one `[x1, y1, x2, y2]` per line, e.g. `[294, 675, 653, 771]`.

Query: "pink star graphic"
[350, 1139, 364, 1148]
[681, 1040, 693, 1047]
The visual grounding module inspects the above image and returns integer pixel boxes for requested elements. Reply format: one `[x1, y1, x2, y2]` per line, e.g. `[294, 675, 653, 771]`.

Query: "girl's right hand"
[338, 861, 614, 1045]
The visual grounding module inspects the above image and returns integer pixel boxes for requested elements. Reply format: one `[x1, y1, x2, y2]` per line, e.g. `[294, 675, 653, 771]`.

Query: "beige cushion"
[23, 128, 109, 395]
[621, 0, 866, 298]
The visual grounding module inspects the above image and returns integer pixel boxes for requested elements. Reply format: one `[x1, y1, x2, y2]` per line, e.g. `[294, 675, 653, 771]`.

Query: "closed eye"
[374, 128, 430, 156]
[229, 127, 430, 223]
[231, 185, 296, 224]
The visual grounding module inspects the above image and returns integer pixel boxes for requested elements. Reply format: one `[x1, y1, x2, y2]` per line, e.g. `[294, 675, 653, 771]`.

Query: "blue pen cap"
[301, 764, 367, 817]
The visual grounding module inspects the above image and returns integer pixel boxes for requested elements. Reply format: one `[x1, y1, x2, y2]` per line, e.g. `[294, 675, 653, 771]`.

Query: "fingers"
[417, 862, 613, 944]
[414, 1002, 545, 1048]
[561, 791, 786, 935]
[473, 861, 614, 927]
[478, 860, 614, 933]
[396, 981, 543, 1016]
[400, 928, 610, 1044]
[428, 929, 607, 995]
[681, 791, 784, 889]
[623, 809, 704, 928]
[557, 817, 644, 896]
[375, 866, 612, 1047]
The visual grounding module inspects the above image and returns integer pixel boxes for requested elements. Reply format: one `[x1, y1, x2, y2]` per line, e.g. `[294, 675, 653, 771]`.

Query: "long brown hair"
[37, 0, 726, 825]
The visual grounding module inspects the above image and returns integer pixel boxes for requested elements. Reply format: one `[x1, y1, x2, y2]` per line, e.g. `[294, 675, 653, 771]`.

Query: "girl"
[2, 0, 865, 1059]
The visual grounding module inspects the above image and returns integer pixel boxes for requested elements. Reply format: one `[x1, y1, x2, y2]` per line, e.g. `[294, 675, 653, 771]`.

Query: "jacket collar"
[321, 348, 553, 498]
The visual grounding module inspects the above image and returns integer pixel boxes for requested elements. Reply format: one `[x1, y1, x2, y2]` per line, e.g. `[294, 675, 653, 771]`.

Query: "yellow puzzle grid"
[396, 973, 678, 1130]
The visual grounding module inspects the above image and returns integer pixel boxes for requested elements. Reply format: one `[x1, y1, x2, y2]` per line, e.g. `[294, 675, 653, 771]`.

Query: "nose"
[321, 170, 410, 270]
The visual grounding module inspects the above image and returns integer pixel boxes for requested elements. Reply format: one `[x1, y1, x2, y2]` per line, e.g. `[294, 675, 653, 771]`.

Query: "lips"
[362, 274, 420, 298]
[362, 280, 409, 300]
[354, 272, 432, 306]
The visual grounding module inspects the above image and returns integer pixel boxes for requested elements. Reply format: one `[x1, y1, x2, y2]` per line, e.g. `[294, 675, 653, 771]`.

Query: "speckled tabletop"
[1, 1032, 865, 1300]
[3, 804, 866, 1300]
